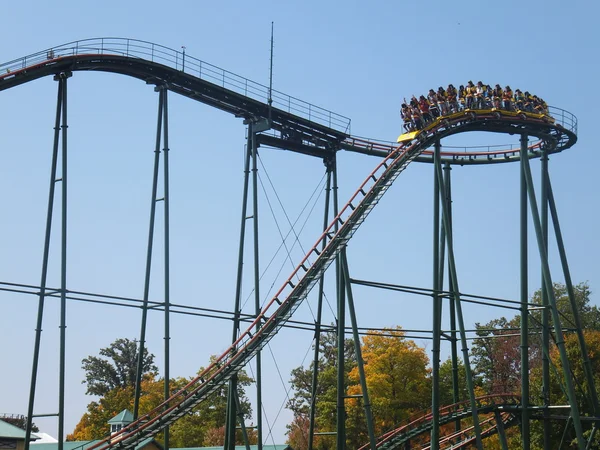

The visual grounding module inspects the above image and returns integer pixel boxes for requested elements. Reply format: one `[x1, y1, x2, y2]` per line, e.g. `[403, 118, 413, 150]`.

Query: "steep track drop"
[88, 113, 473, 450]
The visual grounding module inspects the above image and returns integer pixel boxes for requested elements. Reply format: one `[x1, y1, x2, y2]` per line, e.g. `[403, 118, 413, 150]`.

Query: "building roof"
[180, 446, 291, 450]
[0, 419, 39, 441]
[32, 433, 58, 444]
[32, 439, 161, 450]
[30, 440, 290, 450]
[107, 409, 134, 424]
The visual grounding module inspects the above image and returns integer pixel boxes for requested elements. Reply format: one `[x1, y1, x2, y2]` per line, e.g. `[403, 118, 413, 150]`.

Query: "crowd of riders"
[400, 81, 549, 132]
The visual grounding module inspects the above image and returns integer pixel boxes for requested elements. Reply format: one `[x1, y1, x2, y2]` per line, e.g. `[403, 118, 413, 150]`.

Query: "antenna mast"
[268, 22, 274, 123]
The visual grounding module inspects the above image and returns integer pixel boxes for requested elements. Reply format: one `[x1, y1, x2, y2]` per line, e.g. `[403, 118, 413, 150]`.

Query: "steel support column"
[434, 154, 483, 449]
[333, 159, 347, 450]
[431, 140, 442, 449]
[494, 410, 509, 450]
[341, 250, 377, 449]
[233, 388, 251, 450]
[520, 134, 530, 450]
[58, 72, 69, 450]
[251, 124, 263, 450]
[442, 162, 460, 433]
[225, 122, 253, 450]
[540, 145, 551, 449]
[161, 87, 171, 450]
[308, 158, 333, 450]
[25, 74, 65, 450]
[134, 86, 164, 420]
[520, 136, 585, 448]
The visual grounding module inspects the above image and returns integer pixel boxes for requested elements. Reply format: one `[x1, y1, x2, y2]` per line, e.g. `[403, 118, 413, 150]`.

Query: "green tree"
[0, 416, 38, 432]
[530, 330, 600, 449]
[286, 329, 356, 450]
[81, 338, 157, 396]
[468, 282, 599, 448]
[71, 347, 255, 447]
[470, 282, 597, 397]
[471, 316, 525, 395]
[347, 328, 430, 438]
[529, 282, 600, 332]
[438, 357, 468, 406]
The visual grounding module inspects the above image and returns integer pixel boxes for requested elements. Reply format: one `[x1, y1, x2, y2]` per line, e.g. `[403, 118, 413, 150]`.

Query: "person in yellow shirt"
[465, 81, 475, 109]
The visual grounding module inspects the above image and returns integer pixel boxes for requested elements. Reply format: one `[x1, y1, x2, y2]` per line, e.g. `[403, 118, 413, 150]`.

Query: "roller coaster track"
[0, 39, 578, 450]
[359, 395, 521, 450]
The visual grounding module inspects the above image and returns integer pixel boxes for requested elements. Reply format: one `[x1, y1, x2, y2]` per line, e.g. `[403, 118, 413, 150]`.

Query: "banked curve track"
[360, 394, 521, 450]
[0, 39, 577, 450]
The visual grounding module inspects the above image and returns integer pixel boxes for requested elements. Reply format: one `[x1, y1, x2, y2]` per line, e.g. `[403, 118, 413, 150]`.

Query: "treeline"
[68, 339, 256, 447]
[286, 282, 600, 449]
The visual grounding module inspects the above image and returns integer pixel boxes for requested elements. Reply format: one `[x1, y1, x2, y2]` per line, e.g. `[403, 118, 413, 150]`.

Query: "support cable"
[262, 341, 313, 446]
[240, 171, 326, 312]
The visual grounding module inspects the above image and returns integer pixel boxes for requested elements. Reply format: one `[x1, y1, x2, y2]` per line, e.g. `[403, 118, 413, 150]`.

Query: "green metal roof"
[32, 439, 161, 450]
[31, 442, 94, 450]
[107, 409, 134, 424]
[180, 446, 291, 450]
[0, 420, 39, 440]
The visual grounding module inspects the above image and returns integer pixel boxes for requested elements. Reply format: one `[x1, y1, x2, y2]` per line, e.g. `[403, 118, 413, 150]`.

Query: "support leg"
[308, 160, 333, 450]
[250, 124, 263, 450]
[161, 87, 171, 450]
[25, 76, 65, 450]
[520, 134, 530, 450]
[134, 86, 164, 420]
[58, 72, 69, 450]
[435, 154, 483, 449]
[520, 137, 585, 448]
[341, 250, 377, 449]
[431, 140, 442, 449]
[225, 122, 253, 450]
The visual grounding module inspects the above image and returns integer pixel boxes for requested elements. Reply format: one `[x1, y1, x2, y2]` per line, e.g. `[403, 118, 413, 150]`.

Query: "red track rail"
[360, 394, 521, 450]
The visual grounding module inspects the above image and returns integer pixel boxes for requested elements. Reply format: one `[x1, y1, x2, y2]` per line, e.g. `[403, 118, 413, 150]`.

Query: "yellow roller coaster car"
[397, 109, 554, 143]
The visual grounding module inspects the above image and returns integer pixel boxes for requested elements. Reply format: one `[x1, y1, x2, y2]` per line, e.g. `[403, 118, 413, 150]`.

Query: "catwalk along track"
[0, 38, 578, 450]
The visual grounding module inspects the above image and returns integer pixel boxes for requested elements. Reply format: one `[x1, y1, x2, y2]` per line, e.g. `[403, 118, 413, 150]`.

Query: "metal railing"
[0, 37, 351, 134]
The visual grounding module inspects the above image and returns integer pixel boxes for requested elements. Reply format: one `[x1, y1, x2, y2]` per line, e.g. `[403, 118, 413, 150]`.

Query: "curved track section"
[361, 395, 521, 450]
[342, 107, 577, 165]
[0, 39, 577, 450]
[0, 38, 577, 165]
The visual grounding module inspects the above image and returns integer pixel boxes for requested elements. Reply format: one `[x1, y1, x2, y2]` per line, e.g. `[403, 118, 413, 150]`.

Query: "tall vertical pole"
[333, 159, 347, 450]
[435, 157, 483, 449]
[442, 162, 460, 427]
[250, 123, 263, 450]
[25, 77, 64, 450]
[342, 251, 377, 449]
[134, 87, 164, 420]
[162, 88, 171, 450]
[268, 22, 274, 124]
[225, 123, 253, 450]
[58, 73, 69, 450]
[431, 140, 442, 449]
[519, 134, 530, 450]
[308, 160, 333, 450]
[520, 137, 585, 448]
[540, 146, 551, 449]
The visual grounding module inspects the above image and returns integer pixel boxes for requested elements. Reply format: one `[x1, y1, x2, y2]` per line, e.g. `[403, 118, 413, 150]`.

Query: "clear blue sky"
[1, 0, 598, 445]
